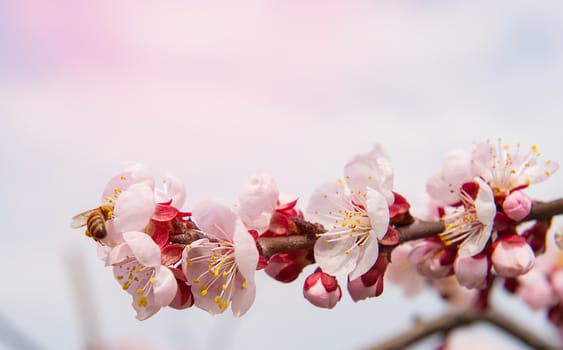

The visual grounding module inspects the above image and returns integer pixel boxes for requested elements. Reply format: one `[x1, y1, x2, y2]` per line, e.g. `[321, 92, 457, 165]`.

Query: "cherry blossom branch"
[364, 310, 558, 350]
[257, 199, 563, 259]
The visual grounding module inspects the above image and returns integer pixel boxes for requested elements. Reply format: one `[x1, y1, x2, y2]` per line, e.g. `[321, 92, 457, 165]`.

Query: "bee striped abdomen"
[86, 210, 108, 240]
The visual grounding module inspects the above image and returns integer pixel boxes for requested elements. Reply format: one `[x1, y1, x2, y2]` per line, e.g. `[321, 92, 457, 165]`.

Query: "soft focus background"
[1, 1, 563, 349]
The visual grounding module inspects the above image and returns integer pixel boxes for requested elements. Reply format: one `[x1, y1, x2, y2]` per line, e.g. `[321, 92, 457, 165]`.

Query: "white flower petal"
[349, 235, 379, 280]
[306, 182, 350, 228]
[474, 178, 496, 225]
[314, 238, 358, 276]
[366, 189, 389, 239]
[458, 224, 492, 257]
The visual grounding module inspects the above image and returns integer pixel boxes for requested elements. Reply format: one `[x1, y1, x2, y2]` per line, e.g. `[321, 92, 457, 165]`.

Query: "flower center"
[186, 241, 247, 310]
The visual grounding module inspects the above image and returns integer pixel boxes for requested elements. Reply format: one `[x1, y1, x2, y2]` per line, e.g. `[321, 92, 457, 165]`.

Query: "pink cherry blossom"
[453, 253, 489, 289]
[491, 234, 535, 278]
[303, 268, 342, 309]
[182, 201, 259, 317]
[307, 144, 393, 280]
[502, 190, 532, 222]
[471, 139, 559, 195]
[426, 149, 476, 206]
[154, 174, 187, 209]
[409, 239, 454, 279]
[440, 178, 496, 257]
[238, 172, 280, 233]
[386, 242, 425, 298]
[107, 231, 178, 320]
[517, 267, 558, 311]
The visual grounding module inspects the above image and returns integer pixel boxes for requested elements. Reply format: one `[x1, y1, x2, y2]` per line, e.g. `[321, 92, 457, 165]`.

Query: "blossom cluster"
[71, 139, 561, 323]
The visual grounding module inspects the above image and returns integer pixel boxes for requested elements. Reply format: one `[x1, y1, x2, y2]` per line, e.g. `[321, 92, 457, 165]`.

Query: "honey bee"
[70, 205, 113, 241]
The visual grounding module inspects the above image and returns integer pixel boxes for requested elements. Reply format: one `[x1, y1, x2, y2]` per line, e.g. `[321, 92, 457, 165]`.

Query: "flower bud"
[303, 268, 342, 309]
[454, 253, 489, 289]
[491, 234, 535, 278]
[347, 255, 387, 302]
[265, 250, 312, 283]
[502, 190, 532, 222]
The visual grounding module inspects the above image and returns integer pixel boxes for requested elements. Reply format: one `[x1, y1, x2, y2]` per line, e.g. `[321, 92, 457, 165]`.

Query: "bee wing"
[70, 209, 96, 228]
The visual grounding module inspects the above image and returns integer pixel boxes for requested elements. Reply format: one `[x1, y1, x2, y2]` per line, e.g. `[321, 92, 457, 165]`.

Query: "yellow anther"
[242, 281, 248, 289]
[222, 284, 227, 291]
[545, 170, 551, 176]
[193, 279, 200, 284]
[116, 275, 124, 280]
[136, 288, 143, 295]
[345, 250, 351, 255]
[525, 178, 531, 186]
[149, 277, 155, 284]
[120, 175, 126, 180]
[122, 281, 131, 290]
[187, 259, 193, 267]
[200, 288, 208, 297]
[222, 271, 228, 278]
[337, 178, 344, 184]
[531, 145, 538, 153]
[323, 194, 328, 199]
[137, 296, 148, 307]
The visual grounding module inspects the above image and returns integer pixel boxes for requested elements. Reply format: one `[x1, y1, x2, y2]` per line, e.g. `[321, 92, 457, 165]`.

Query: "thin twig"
[364, 310, 559, 350]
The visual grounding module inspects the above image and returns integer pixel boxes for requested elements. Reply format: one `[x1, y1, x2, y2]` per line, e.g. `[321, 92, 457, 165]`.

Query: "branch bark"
[257, 198, 563, 259]
[364, 310, 559, 350]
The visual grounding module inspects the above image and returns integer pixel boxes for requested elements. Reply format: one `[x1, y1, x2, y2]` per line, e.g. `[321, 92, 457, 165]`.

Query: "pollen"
[345, 250, 351, 255]
[193, 278, 200, 284]
[200, 287, 208, 297]
[186, 259, 193, 267]
[149, 277, 155, 284]
[137, 296, 148, 307]
[222, 284, 227, 291]
[136, 288, 143, 295]
[242, 281, 248, 289]
[116, 275, 124, 280]
[531, 145, 538, 153]
[338, 178, 344, 184]
[120, 175, 126, 180]
[122, 281, 131, 290]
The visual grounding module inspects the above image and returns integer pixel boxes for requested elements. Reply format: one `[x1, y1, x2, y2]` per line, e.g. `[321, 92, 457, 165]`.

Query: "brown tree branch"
[257, 198, 563, 259]
[364, 310, 559, 350]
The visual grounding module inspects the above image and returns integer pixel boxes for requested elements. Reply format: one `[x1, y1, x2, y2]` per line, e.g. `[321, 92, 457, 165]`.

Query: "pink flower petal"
[454, 254, 489, 289]
[155, 174, 186, 208]
[343, 144, 394, 204]
[238, 172, 279, 232]
[192, 201, 236, 241]
[152, 267, 178, 307]
[113, 183, 156, 233]
[230, 275, 256, 317]
[502, 190, 532, 222]
[122, 231, 161, 267]
[233, 222, 259, 282]
[101, 162, 154, 205]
